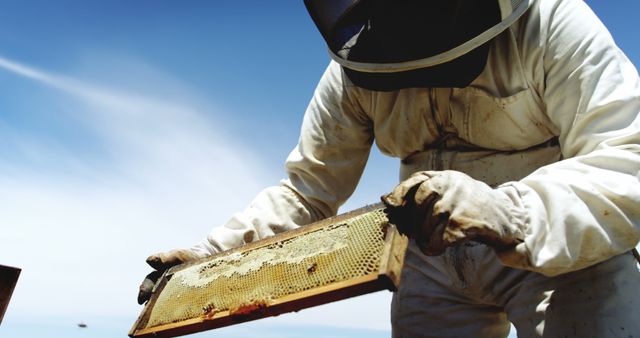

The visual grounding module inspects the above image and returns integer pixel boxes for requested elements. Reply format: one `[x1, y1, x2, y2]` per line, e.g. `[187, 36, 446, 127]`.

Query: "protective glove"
[137, 249, 203, 304]
[381, 170, 525, 256]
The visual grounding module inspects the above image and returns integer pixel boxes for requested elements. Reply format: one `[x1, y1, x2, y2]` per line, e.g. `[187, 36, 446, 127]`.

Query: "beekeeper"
[139, 0, 640, 336]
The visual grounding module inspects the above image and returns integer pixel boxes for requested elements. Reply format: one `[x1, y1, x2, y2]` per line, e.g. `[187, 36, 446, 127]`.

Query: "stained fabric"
[192, 0, 640, 336]
[196, 0, 640, 288]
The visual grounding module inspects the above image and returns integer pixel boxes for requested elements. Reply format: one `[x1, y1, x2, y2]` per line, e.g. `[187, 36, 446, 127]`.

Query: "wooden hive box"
[0, 265, 21, 325]
[130, 203, 408, 337]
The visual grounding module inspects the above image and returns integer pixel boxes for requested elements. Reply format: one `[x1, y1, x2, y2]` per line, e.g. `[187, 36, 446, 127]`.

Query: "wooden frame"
[130, 203, 407, 337]
[0, 264, 21, 325]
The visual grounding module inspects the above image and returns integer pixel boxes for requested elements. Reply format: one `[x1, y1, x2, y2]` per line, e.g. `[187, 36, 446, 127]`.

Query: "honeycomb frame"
[130, 203, 408, 337]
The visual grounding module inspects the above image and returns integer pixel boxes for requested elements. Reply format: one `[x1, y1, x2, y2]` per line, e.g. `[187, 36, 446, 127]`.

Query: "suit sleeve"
[496, 0, 640, 276]
[193, 62, 374, 255]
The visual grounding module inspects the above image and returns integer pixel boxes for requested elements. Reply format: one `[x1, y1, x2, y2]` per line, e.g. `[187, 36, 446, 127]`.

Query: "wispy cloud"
[0, 54, 393, 333]
[0, 55, 271, 321]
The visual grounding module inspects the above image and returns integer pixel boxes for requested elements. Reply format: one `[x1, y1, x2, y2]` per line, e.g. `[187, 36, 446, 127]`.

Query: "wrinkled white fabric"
[392, 242, 640, 338]
[196, 0, 640, 277]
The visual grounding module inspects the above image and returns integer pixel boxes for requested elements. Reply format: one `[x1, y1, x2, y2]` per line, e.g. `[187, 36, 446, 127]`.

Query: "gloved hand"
[381, 170, 525, 256]
[137, 249, 203, 304]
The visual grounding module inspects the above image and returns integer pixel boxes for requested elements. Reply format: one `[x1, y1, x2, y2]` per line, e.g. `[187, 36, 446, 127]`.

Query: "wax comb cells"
[130, 204, 408, 338]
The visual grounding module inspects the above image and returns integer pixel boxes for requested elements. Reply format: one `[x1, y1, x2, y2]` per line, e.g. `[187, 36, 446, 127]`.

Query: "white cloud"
[0, 55, 394, 333]
[0, 55, 270, 320]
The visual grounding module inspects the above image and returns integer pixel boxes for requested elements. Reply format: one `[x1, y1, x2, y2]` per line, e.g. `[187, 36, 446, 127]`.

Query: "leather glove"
[381, 170, 525, 256]
[137, 249, 202, 304]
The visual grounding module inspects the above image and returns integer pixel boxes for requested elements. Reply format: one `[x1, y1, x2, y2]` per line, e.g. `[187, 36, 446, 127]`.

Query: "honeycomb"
[141, 208, 390, 330]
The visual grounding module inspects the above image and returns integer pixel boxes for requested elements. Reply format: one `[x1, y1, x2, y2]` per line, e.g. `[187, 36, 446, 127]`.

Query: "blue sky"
[0, 1, 638, 338]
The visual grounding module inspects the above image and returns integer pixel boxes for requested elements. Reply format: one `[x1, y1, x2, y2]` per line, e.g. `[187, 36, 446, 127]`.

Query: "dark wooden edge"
[378, 224, 409, 289]
[130, 202, 394, 337]
[128, 270, 172, 336]
[130, 273, 395, 338]
[0, 265, 21, 325]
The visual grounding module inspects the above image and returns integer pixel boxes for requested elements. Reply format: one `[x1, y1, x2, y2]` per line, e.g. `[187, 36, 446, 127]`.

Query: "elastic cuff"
[495, 183, 532, 270]
[495, 242, 532, 270]
[190, 238, 218, 257]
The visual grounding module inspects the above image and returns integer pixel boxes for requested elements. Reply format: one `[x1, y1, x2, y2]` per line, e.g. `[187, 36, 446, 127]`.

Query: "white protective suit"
[193, 0, 640, 336]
